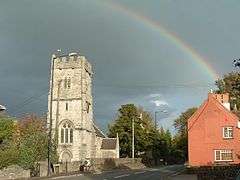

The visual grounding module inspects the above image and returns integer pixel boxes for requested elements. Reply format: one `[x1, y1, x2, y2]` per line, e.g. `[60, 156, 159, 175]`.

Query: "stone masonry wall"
[54, 158, 145, 174]
[0, 165, 30, 179]
[47, 53, 95, 162]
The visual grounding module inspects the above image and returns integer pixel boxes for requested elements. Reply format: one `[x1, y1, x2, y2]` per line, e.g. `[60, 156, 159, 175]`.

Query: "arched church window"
[60, 122, 73, 144]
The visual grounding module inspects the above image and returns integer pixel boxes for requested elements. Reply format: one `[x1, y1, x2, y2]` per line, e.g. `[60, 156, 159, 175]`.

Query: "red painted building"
[188, 93, 240, 166]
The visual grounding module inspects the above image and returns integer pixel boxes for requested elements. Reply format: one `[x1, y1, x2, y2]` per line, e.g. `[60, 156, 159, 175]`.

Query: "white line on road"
[134, 171, 146, 175]
[148, 168, 159, 172]
[170, 169, 185, 177]
[50, 174, 82, 179]
[114, 174, 130, 178]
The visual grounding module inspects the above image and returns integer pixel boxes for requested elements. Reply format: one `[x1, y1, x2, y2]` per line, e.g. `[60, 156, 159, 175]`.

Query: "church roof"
[93, 124, 106, 138]
[101, 138, 117, 150]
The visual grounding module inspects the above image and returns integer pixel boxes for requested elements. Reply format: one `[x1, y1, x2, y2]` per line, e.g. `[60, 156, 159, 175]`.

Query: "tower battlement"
[53, 53, 92, 74]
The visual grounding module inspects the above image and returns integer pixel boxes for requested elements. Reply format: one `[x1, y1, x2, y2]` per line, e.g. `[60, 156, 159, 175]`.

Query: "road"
[47, 165, 197, 180]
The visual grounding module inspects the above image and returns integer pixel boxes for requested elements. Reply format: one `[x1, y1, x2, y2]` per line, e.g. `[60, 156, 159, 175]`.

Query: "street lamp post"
[0, 105, 6, 112]
[233, 59, 240, 68]
[47, 54, 57, 176]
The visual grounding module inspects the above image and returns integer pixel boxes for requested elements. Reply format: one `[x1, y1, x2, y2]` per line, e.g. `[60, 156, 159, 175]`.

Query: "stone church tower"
[47, 52, 119, 162]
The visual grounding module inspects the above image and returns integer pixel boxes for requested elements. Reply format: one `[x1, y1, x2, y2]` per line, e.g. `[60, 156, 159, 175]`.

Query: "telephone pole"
[132, 113, 142, 160]
[55, 80, 62, 144]
[132, 117, 135, 159]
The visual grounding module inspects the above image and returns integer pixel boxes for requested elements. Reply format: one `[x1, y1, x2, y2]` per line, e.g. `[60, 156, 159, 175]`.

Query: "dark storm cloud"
[0, 0, 237, 132]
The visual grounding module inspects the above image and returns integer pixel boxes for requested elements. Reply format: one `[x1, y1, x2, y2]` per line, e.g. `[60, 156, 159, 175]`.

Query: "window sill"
[59, 143, 73, 147]
[223, 137, 234, 139]
[214, 160, 233, 162]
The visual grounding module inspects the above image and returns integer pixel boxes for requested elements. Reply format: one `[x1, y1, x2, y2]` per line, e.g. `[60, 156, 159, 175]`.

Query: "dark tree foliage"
[174, 107, 198, 136]
[108, 104, 155, 158]
[0, 114, 58, 171]
[215, 72, 240, 110]
[0, 115, 15, 148]
[108, 104, 177, 165]
[0, 115, 18, 169]
[173, 107, 197, 161]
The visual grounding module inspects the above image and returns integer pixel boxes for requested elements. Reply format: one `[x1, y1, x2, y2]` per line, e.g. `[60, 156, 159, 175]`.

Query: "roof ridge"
[188, 95, 239, 132]
[93, 123, 107, 138]
[209, 95, 238, 119]
[188, 98, 209, 132]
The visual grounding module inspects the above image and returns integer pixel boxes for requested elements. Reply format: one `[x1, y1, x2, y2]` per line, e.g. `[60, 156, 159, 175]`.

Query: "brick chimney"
[208, 92, 230, 110]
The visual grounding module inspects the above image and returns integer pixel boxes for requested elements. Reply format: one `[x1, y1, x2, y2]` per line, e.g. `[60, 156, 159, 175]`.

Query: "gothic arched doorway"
[61, 151, 72, 163]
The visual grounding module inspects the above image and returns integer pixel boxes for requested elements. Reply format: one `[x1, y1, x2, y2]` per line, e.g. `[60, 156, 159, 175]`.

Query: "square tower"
[47, 52, 95, 162]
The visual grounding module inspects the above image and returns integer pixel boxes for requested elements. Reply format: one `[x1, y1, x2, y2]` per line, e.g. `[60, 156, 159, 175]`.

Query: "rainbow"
[100, 0, 219, 80]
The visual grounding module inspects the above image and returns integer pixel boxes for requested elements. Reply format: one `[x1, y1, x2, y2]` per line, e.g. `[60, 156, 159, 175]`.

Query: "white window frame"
[214, 150, 233, 162]
[223, 126, 233, 139]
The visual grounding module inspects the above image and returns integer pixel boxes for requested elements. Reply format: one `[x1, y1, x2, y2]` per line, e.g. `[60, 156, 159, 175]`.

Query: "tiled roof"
[101, 138, 117, 150]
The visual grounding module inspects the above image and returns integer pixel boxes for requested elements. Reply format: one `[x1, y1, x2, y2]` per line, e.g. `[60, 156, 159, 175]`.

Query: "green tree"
[0, 115, 15, 148]
[0, 115, 19, 169]
[108, 104, 155, 157]
[173, 107, 197, 161]
[0, 114, 58, 171]
[0, 145, 19, 169]
[17, 114, 58, 171]
[151, 127, 172, 164]
[174, 107, 197, 136]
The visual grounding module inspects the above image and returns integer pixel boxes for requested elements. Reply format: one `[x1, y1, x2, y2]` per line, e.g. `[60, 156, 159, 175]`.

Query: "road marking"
[134, 171, 146, 174]
[160, 169, 172, 173]
[50, 174, 82, 179]
[148, 168, 158, 172]
[114, 174, 130, 178]
[170, 169, 185, 177]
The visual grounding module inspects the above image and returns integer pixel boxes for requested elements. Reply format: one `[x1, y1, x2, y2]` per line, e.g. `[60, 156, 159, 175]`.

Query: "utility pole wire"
[11, 89, 48, 112]
[12, 91, 48, 116]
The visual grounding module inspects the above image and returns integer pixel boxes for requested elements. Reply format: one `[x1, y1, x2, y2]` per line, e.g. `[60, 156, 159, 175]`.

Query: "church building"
[47, 52, 119, 162]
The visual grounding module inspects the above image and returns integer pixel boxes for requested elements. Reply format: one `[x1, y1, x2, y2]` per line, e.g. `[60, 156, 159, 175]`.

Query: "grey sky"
[0, 0, 239, 132]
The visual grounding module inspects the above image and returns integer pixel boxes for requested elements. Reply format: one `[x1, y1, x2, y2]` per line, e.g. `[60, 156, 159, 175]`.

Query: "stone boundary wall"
[92, 158, 144, 170]
[54, 158, 145, 174]
[0, 165, 30, 179]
